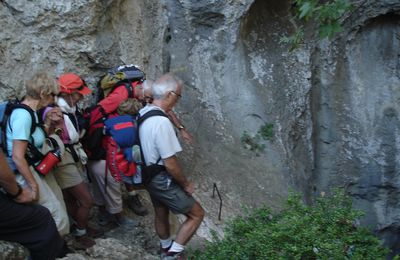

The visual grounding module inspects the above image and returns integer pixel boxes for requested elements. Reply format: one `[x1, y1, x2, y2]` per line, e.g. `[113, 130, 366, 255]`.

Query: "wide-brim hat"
[58, 73, 91, 95]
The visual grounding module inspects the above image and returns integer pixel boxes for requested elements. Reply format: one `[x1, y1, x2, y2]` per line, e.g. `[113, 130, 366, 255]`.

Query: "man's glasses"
[170, 91, 182, 99]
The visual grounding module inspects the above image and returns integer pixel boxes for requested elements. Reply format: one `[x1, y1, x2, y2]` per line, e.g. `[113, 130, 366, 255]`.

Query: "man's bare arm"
[163, 155, 195, 194]
[0, 151, 34, 203]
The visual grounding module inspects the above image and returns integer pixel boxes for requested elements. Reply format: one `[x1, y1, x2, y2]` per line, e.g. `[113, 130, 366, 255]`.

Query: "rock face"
[311, 0, 400, 252]
[0, 0, 399, 255]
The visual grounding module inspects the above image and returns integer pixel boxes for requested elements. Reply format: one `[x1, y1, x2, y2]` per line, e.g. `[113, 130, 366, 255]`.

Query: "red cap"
[58, 73, 91, 95]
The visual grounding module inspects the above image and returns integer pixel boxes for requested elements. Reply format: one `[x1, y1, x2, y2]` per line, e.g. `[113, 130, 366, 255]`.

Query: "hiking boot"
[115, 215, 139, 227]
[162, 251, 186, 260]
[71, 225, 87, 237]
[86, 226, 104, 238]
[74, 235, 96, 250]
[160, 248, 168, 259]
[127, 194, 149, 216]
[97, 211, 111, 226]
[159, 243, 172, 259]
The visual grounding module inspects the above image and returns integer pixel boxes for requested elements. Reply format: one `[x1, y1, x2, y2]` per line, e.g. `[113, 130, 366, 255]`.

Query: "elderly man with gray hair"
[138, 73, 204, 260]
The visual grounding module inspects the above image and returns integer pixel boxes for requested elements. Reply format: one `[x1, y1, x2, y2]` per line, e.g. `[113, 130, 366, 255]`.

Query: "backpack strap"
[137, 109, 168, 126]
[47, 136, 60, 150]
[2, 102, 37, 154]
[123, 82, 134, 98]
[107, 82, 134, 100]
[62, 112, 79, 132]
[5, 103, 44, 165]
[136, 109, 169, 184]
[10, 103, 37, 135]
[137, 109, 169, 166]
[98, 105, 107, 119]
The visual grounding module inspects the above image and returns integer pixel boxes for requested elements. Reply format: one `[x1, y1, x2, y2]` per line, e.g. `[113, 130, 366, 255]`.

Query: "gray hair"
[152, 73, 183, 100]
[142, 79, 153, 92]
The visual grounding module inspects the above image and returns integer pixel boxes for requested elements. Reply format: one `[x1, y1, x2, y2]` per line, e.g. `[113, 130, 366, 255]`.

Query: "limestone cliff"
[0, 0, 399, 254]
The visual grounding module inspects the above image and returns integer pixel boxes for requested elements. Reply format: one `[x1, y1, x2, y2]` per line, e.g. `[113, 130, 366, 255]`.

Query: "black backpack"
[0, 99, 43, 168]
[136, 109, 169, 185]
[0, 99, 36, 153]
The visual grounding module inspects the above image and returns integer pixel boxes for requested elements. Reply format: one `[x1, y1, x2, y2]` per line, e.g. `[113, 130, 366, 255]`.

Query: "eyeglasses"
[170, 91, 182, 99]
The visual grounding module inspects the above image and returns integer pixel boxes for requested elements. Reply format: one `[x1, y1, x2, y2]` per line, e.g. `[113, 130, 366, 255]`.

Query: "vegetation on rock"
[281, 0, 353, 50]
[191, 189, 388, 259]
[241, 123, 274, 155]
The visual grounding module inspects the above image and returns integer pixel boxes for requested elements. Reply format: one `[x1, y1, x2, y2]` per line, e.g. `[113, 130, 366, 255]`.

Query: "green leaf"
[299, 2, 313, 19]
[285, 0, 352, 51]
[318, 22, 343, 39]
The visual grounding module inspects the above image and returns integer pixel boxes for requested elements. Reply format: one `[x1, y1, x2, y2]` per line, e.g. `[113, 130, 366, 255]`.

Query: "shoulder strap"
[108, 82, 134, 100]
[123, 82, 134, 98]
[62, 111, 79, 132]
[47, 136, 60, 150]
[4, 102, 41, 160]
[137, 109, 168, 126]
[93, 104, 108, 123]
[137, 109, 169, 166]
[11, 103, 37, 135]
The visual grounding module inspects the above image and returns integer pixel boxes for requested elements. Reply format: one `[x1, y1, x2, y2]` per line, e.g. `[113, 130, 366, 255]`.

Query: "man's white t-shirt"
[139, 105, 182, 166]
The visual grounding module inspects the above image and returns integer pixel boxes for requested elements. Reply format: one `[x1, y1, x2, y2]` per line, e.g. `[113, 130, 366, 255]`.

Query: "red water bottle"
[34, 149, 61, 176]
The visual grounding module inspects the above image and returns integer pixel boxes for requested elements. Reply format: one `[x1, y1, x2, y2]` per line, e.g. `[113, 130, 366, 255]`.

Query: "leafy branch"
[281, 0, 353, 50]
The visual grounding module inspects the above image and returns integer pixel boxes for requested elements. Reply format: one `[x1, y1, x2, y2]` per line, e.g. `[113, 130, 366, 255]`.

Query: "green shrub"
[190, 190, 388, 259]
[258, 123, 274, 140]
[240, 131, 266, 154]
[241, 123, 274, 154]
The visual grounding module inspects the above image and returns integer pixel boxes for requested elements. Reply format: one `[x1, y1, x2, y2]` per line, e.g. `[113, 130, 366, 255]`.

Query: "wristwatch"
[177, 124, 185, 131]
[7, 183, 23, 199]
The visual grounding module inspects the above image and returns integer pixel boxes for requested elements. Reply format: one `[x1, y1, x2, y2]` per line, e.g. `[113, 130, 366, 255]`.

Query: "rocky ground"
[60, 190, 206, 260]
[0, 189, 207, 260]
[61, 195, 160, 260]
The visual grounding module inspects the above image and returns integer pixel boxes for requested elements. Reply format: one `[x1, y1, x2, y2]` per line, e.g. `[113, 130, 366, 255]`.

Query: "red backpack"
[104, 114, 138, 182]
[105, 136, 136, 182]
[81, 65, 145, 160]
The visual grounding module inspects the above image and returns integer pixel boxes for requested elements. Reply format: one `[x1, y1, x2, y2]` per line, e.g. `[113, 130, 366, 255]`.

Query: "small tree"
[191, 190, 388, 259]
[281, 0, 353, 50]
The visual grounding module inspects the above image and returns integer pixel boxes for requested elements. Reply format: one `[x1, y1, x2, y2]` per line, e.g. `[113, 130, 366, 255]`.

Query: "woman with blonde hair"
[5, 72, 69, 235]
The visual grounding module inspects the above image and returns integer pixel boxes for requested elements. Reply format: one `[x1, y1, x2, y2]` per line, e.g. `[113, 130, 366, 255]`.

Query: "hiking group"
[0, 66, 204, 260]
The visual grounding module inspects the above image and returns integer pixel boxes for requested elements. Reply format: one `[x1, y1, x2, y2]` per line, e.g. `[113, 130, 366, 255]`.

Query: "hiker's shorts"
[53, 163, 84, 189]
[146, 171, 195, 215]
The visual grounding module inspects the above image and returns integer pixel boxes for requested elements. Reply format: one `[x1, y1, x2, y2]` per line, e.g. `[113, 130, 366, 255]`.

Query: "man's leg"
[147, 172, 205, 257]
[154, 205, 170, 239]
[0, 194, 66, 260]
[174, 201, 204, 245]
[154, 204, 175, 258]
[65, 182, 93, 230]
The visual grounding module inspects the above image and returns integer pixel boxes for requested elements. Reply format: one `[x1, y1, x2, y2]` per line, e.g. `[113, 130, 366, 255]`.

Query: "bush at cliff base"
[191, 189, 388, 260]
